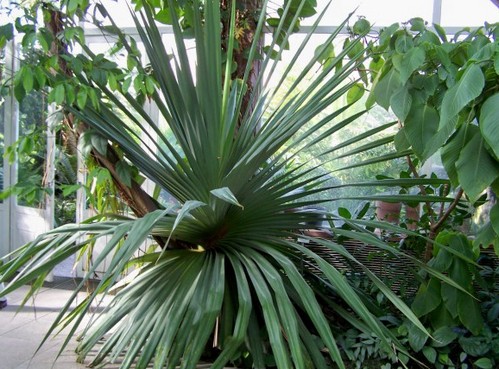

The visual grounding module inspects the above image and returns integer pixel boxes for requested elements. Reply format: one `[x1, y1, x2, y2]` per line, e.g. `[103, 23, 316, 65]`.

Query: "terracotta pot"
[405, 204, 420, 230]
[375, 201, 401, 224]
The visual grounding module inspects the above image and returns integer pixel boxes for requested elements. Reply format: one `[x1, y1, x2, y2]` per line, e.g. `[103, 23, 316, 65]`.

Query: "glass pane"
[301, 0, 435, 27]
[265, 32, 404, 212]
[84, 0, 138, 28]
[16, 47, 48, 207]
[440, 0, 499, 26]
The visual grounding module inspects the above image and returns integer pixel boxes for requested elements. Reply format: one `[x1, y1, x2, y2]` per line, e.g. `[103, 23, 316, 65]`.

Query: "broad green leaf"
[456, 128, 499, 203]
[441, 124, 474, 187]
[76, 88, 88, 109]
[392, 46, 426, 83]
[373, 69, 402, 109]
[431, 326, 458, 348]
[61, 184, 81, 197]
[457, 294, 484, 335]
[122, 77, 132, 94]
[433, 24, 447, 42]
[34, 67, 46, 87]
[425, 118, 457, 160]
[491, 203, 499, 237]
[145, 76, 155, 95]
[116, 160, 133, 187]
[422, 346, 437, 363]
[474, 358, 493, 369]
[394, 33, 414, 53]
[368, 57, 384, 82]
[65, 84, 75, 105]
[108, 73, 118, 91]
[54, 84, 65, 105]
[408, 323, 428, 352]
[394, 129, 411, 151]
[404, 103, 439, 160]
[346, 83, 364, 104]
[67, 0, 79, 14]
[352, 18, 370, 35]
[338, 207, 351, 219]
[314, 41, 334, 67]
[439, 63, 484, 130]
[90, 132, 108, 156]
[409, 18, 426, 32]
[459, 336, 490, 357]
[210, 187, 243, 209]
[88, 88, 99, 109]
[473, 221, 499, 254]
[441, 283, 459, 318]
[22, 68, 34, 93]
[412, 279, 441, 317]
[470, 42, 495, 62]
[127, 55, 138, 70]
[0, 23, 13, 48]
[343, 38, 364, 59]
[390, 85, 412, 121]
[479, 92, 499, 159]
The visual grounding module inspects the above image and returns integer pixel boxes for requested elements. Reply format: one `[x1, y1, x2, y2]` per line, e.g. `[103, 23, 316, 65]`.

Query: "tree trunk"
[45, 5, 166, 246]
[221, 0, 262, 123]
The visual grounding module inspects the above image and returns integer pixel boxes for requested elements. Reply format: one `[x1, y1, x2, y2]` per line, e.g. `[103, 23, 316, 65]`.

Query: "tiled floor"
[0, 283, 105, 369]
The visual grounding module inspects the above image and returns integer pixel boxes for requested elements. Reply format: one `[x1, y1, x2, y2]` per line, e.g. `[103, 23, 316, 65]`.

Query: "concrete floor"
[0, 283, 105, 369]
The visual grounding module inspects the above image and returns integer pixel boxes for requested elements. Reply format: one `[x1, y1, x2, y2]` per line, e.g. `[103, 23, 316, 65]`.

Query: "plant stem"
[406, 154, 436, 225]
[423, 188, 464, 261]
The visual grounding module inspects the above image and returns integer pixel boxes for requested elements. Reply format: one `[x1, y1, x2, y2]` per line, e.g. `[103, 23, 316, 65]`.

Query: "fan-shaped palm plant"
[0, 1, 454, 368]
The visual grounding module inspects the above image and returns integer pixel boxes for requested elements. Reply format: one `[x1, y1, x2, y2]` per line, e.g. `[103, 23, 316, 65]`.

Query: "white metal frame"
[0, 40, 54, 259]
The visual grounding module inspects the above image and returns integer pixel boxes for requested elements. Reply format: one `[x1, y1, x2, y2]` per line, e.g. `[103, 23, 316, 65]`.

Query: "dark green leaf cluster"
[363, 19, 499, 253]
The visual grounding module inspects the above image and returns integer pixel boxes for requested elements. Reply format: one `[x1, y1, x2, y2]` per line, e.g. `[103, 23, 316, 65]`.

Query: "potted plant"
[0, 2, 452, 369]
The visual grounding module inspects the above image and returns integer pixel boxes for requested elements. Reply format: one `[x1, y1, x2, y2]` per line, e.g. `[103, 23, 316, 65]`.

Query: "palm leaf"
[0, 1, 451, 368]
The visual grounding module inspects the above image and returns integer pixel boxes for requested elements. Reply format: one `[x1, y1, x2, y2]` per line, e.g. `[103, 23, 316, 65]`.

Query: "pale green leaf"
[210, 187, 243, 209]
[23, 68, 34, 93]
[456, 128, 499, 203]
[441, 125, 474, 187]
[479, 92, 499, 159]
[346, 83, 364, 104]
[390, 85, 412, 121]
[171, 201, 205, 234]
[394, 129, 411, 151]
[392, 46, 425, 83]
[439, 64, 484, 130]
[77, 89, 87, 109]
[394, 34, 414, 53]
[373, 69, 402, 109]
[433, 24, 447, 42]
[404, 103, 439, 160]
[54, 84, 65, 105]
